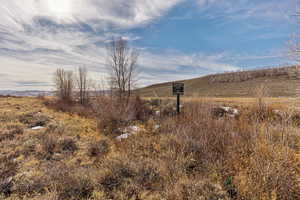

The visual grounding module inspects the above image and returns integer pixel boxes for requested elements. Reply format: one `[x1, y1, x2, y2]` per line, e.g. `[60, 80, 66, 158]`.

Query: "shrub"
[87, 140, 109, 157]
[169, 179, 229, 200]
[158, 101, 300, 199]
[58, 138, 78, 153]
[0, 131, 15, 142]
[97, 116, 122, 136]
[14, 173, 49, 196]
[19, 112, 50, 127]
[130, 95, 153, 122]
[232, 144, 300, 199]
[45, 122, 66, 135]
[93, 96, 125, 135]
[39, 135, 58, 159]
[134, 164, 163, 191]
[22, 140, 36, 157]
[0, 157, 17, 180]
[97, 159, 135, 194]
[0, 157, 17, 196]
[49, 166, 94, 200]
[0, 123, 24, 142]
[0, 178, 13, 197]
[43, 99, 75, 113]
[44, 98, 95, 118]
[94, 95, 154, 135]
[6, 124, 24, 135]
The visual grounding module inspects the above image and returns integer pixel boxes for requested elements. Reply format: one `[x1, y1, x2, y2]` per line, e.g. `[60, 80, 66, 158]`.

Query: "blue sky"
[0, 0, 298, 90]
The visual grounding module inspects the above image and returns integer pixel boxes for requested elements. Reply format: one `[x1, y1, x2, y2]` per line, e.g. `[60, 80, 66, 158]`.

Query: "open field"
[139, 66, 300, 97]
[1, 96, 300, 199]
[145, 97, 300, 111]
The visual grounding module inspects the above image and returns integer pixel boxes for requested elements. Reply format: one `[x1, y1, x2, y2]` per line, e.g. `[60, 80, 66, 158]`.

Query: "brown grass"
[139, 65, 300, 97]
[1, 96, 300, 199]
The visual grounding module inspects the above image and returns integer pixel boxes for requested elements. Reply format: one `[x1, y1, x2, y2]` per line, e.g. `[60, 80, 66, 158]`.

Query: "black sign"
[172, 82, 184, 95]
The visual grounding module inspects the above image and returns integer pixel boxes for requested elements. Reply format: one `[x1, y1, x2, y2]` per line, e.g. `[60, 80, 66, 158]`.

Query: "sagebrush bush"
[58, 138, 78, 153]
[169, 179, 229, 200]
[49, 167, 94, 200]
[19, 112, 50, 127]
[21, 140, 36, 157]
[39, 135, 58, 159]
[45, 122, 66, 135]
[0, 157, 17, 196]
[14, 173, 49, 196]
[87, 140, 109, 157]
[0, 123, 24, 142]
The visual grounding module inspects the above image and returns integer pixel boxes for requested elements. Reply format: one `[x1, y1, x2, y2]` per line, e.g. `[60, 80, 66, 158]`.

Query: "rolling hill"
[139, 65, 300, 97]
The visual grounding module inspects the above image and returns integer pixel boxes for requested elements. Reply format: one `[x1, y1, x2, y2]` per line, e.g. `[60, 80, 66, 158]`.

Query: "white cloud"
[0, 0, 185, 89]
[0, 0, 243, 90]
[0, 0, 292, 90]
[0, 0, 183, 30]
[0, 45, 240, 90]
[0, 57, 54, 90]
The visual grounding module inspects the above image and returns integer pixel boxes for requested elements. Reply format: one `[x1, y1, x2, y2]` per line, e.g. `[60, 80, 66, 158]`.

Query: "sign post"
[172, 82, 184, 115]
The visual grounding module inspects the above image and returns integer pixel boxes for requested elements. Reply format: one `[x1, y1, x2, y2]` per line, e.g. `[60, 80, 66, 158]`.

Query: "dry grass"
[0, 96, 300, 199]
[139, 65, 300, 97]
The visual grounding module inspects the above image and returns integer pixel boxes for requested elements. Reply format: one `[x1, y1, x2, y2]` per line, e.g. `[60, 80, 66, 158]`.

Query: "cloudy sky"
[0, 0, 299, 90]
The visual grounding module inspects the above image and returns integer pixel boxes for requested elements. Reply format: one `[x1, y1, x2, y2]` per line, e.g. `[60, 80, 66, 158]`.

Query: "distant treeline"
[207, 65, 300, 83]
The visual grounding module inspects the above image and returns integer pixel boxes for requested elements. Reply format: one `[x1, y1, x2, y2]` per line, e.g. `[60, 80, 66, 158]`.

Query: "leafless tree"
[54, 68, 74, 102]
[106, 37, 139, 103]
[76, 67, 90, 105]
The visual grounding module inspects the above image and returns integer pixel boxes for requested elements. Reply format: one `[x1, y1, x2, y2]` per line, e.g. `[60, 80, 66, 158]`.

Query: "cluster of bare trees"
[54, 69, 74, 102]
[54, 37, 139, 105]
[54, 67, 91, 105]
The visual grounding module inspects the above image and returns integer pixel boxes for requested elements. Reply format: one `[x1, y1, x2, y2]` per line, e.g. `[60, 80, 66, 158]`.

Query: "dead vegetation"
[208, 65, 300, 83]
[1, 96, 300, 199]
[140, 65, 300, 97]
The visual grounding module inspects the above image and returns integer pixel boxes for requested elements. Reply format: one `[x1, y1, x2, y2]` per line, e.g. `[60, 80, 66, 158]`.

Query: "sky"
[0, 0, 299, 90]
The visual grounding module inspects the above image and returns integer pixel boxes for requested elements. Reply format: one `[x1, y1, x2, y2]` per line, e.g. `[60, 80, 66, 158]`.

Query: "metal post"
[177, 93, 180, 115]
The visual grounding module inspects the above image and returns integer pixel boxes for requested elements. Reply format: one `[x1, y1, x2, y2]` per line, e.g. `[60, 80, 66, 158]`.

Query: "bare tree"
[54, 68, 74, 102]
[106, 37, 139, 103]
[76, 67, 90, 105]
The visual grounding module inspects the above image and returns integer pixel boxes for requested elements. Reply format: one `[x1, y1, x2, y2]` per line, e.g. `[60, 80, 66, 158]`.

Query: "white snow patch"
[116, 133, 130, 140]
[31, 126, 44, 130]
[116, 125, 144, 140]
[154, 124, 160, 130]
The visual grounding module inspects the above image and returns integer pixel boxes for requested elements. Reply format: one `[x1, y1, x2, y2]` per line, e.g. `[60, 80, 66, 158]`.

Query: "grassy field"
[1, 96, 300, 199]
[139, 68, 300, 97]
[145, 96, 300, 111]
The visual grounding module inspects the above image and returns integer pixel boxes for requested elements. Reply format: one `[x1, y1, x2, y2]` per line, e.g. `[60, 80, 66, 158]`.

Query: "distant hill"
[138, 65, 300, 97]
[0, 90, 53, 97]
